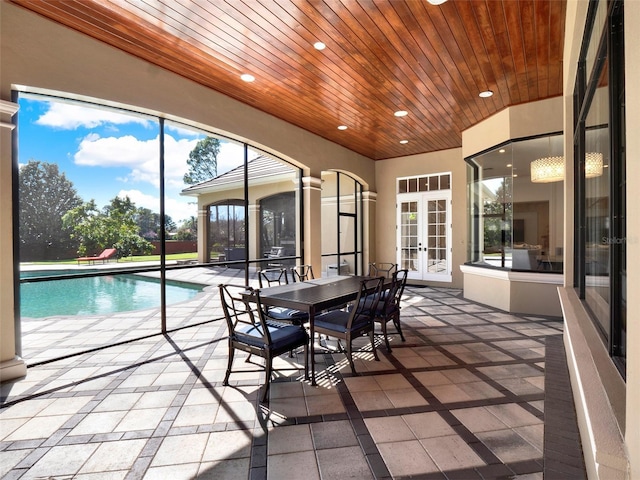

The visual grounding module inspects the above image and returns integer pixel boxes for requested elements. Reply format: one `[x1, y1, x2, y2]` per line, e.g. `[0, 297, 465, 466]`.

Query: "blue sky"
[18, 95, 247, 224]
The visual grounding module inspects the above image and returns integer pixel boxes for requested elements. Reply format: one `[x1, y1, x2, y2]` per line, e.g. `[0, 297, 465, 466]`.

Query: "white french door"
[397, 191, 452, 282]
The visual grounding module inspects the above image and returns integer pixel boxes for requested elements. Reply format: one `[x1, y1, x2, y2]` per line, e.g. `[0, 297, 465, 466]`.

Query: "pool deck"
[2, 265, 586, 479]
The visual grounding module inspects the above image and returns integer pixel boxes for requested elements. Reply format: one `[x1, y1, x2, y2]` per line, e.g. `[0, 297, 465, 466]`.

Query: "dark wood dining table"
[246, 275, 369, 386]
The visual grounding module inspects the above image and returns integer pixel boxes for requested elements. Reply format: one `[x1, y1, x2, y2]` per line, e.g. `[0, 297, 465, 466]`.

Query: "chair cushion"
[235, 323, 308, 352]
[314, 310, 371, 334]
[266, 307, 308, 324]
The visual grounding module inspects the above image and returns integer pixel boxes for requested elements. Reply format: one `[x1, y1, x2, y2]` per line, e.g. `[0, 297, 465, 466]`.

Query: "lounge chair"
[77, 248, 117, 265]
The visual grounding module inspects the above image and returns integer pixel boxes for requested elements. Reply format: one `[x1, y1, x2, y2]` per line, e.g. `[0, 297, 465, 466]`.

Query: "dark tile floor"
[0, 275, 586, 479]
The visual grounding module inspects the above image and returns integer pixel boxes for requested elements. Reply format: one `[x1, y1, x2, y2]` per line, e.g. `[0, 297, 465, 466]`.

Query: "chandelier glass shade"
[530, 155, 564, 183]
[530, 152, 604, 183]
[585, 152, 604, 178]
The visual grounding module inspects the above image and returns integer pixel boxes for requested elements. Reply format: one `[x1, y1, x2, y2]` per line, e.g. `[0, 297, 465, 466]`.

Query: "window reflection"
[467, 135, 565, 272]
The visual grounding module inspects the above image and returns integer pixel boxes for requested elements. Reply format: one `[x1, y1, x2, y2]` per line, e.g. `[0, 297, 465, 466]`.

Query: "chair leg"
[303, 343, 310, 381]
[369, 328, 379, 361]
[381, 320, 392, 352]
[262, 354, 274, 403]
[346, 337, 357, 374]
[394, 313, 406, 342]
[224, 343, 235, 386]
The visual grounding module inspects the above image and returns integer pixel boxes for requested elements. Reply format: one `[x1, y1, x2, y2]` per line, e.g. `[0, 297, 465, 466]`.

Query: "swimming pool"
[20, 273, 203, 318]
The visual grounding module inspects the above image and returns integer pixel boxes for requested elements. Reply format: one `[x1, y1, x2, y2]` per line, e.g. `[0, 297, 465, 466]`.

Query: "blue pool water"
[20, 274, 203, 318]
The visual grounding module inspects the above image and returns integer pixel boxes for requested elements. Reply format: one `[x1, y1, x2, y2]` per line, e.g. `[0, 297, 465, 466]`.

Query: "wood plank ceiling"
[11, 0, 566, 160]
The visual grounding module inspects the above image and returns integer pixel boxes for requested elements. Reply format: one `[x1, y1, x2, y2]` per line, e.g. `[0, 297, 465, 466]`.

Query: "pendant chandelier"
[530, 152, 604, 183]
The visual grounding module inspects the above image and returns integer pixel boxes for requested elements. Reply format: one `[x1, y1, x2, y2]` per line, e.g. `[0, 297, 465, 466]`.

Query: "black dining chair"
[368, 262, 398, 278]
[314, 276, 385, 375]
[257, 268, 308, 325]
[290, 264, 315, 282]
[373, 269, 408, 352]
[219, 284, 309, 403]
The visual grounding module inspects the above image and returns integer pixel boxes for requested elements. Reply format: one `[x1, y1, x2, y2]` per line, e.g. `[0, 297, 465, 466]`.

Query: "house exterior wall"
[374, 148, 466, 288]
[560, 0, 638, 478]
[625, 3, 640, 474]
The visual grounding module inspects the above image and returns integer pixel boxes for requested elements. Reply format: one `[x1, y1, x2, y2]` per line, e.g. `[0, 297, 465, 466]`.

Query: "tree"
[19, 160, 83, 260]
[483, 177, 513, 250]
[183, 137, 220, 185]
[174, 216, 197, 241]
[134, 207, 175, 241]
[63, 195, 153, 258]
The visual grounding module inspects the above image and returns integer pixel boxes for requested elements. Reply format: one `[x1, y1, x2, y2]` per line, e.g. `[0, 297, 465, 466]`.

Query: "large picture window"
[574, 0, 626, 372]
[466, 135, 565, 273]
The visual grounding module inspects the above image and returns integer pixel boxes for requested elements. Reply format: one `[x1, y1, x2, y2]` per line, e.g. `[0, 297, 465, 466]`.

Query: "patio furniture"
[266, 246, 285, 267]
[246, 275, 383, 385]
[373, 269, 408, 352]
[368, 262, 397, 278]
[290, 264, 315, 282]
[77, 248, 117, 265]
[219, 284, 309, 403]
[313, 276, 385, 375]
[258, 268, 308, 325]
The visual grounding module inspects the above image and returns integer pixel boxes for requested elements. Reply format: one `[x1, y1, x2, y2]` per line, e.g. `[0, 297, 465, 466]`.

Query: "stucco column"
[302, 176, 322, 275]
[248, 203, 260, 262]
[197, 206, 209, 263]
[362, 190, 376, 271]
[0, 99, 26, 382]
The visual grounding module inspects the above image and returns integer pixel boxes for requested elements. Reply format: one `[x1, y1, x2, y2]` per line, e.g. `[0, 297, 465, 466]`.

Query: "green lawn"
[24, 252, 198, 266]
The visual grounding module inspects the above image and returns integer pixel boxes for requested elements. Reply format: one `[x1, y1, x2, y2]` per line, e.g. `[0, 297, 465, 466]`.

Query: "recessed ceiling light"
[506, 163, 512, 167]
[513, 174, 518, 177]
[313, 41, 326, 50]
[337, 125, 348, 130]
[394, 110, 408, 117]
[240, 73, 255, 82]
[427, 0, 448, 4]
[399, 140, 409, 144]
[479, 90, 493, 98]
[499, 149, 506, 153]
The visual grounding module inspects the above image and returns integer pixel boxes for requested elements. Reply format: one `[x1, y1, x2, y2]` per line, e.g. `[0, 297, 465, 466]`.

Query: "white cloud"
[36, 102, 151, 129]
[75, 133, 198, 189]
[117, 189, 197, 224]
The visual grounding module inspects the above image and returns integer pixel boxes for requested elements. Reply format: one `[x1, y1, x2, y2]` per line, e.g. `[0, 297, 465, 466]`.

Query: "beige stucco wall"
[462, 97, 564, 159]
[374, 148, 466, 289]
[561, 0, 638, 478]
[625, 1, 640, 477]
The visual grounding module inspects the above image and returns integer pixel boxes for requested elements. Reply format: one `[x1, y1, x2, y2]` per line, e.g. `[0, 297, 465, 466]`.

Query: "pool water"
[20, 274, 203, 318]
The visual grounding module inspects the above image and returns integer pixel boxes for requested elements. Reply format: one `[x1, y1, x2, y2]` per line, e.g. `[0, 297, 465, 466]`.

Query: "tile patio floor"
[1, 266, 586, 479]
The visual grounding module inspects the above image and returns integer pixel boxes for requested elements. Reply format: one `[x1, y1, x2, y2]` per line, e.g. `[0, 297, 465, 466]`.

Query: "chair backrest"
[390, 269, 408, 307]
[219, 284, 271, 345]
[100, 248, 117, 259]
[291, 265, 314, 282]
[368, 262, 398, 278]
[267, 246, 284, 258]
[348, 276, 385, 328]
[258, 268, 289, 288]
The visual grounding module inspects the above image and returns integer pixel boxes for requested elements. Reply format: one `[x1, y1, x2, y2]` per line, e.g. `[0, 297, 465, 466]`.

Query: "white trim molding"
[302, 176, 322, 191]
[0, 356, 27, 383]
[0, 99, 19, 130]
